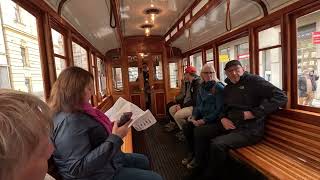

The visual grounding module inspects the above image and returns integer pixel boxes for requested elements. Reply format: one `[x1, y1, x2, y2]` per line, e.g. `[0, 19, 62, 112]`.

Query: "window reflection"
[153, 55, 163, 80]
[112, 67, 123, 91]
[169, 62, 179, 88]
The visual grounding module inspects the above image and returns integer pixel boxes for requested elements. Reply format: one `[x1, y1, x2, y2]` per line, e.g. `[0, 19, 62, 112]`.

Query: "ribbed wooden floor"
[133, 122, 266, 180]
[133, 123, 188, 180]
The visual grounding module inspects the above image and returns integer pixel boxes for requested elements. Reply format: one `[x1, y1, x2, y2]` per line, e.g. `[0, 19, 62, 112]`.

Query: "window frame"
[290, 5, 320, 113]
[255, 21, 283, 90]
[50, 25, 68, 78]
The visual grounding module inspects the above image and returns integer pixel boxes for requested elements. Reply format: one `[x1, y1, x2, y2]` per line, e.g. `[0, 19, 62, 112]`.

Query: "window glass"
[219, 36, 249, 81]
[259, 48, 282, 89]
[236, 43, 250, 71]
[97, 57, 107, 96]
[112, 67, 123, 91]
[54, 57, 66, 77]
[72, 42, 88, 70]
[153, 55, 163, 80]
[0, 0, 45, 100]
[128, 56, 138, 82]
[296, 10, 320, 107]
[259, 25, 281, 49]
[219, 48, 230, 81]
[206, 49, 214, 61]
[169, 62, 178, 88]
[51, 28, 65, 56]
[258, 25, 282, 89]
[190, 52, 202, 74]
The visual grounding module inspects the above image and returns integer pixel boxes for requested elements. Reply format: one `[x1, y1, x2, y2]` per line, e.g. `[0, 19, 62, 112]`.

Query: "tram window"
[54, 57, 66, 77]
[153, 55, 163, 80]
[0, 0, 45, 100]
[51, 29, 65, 56]
[72, 42, 89, 71]
[169, 62, 179, 88]
[51, 28, 67, 77]
[190, 52, 203, 74]
[97, 57, 107, 96]
[128, 56, 138, 82]
[236, 43, 250, 71]
[112, 67, 123, 91]
[258, 25, 282, 89]
[206, 48, 214, 66]
[219, 36, 249, 81]
[182, 57, 188, 70]
[219, 48, 230, 81]
[296, 10, 320, 108]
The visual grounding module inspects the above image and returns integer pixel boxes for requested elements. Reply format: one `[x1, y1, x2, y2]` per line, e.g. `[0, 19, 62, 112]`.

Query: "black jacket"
[181, 76, 201, 108]
[221, 72, 287, 136]
[52, 112, 124, 180]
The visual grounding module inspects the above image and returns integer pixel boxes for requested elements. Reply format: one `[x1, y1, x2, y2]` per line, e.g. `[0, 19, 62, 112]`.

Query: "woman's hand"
[112, 119, 132, 138]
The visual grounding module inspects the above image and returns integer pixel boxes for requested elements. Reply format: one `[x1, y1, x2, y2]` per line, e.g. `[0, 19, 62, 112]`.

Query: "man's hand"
[243, 111, 255, 120]
[192, 119, 205, 127]
[221, 118, 236, 130]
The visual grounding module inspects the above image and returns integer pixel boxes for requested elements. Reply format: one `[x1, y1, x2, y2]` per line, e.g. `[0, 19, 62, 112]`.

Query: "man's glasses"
[202, 72, 214, 74]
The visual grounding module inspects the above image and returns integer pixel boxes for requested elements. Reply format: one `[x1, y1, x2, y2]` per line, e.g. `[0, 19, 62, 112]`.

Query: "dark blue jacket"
[192, 81, 224, 123]
[52, 112, 124, 180]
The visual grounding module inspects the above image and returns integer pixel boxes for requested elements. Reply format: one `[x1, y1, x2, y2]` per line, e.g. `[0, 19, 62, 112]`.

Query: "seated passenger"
[0, 89, 54, 180]
[164, 78, 187, 132]
[181, 64, 224, 169]
[186, 60, 287, 180]
[48, 67, 162, 180]
[168, 66, 201, 140]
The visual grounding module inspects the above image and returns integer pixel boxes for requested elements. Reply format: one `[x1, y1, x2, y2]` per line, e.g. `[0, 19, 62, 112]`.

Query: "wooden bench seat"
[230, 115, 320, 180]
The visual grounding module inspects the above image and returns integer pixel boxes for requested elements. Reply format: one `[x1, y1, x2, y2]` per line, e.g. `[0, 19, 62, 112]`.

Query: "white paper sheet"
[105, 97, 156, 131]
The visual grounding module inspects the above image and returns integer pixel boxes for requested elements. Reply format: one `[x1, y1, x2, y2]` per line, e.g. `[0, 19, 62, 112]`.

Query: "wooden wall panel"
[130, 94, 142, 108]
[154, 92, 166, 116]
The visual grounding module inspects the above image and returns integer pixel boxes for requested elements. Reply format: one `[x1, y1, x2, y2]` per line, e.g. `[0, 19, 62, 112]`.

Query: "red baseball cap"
[185, 66, 196, 74]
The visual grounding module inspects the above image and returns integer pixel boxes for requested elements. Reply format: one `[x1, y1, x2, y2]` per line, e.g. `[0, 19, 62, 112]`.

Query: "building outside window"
[0, 0, 45, 100]
[296, 10, 320, 108]
[51, 28, 67, 77]
[72, 41, 88, 71]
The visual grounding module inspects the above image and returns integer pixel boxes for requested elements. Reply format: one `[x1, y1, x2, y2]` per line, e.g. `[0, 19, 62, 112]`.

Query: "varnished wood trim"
[58, 0, 70, 16]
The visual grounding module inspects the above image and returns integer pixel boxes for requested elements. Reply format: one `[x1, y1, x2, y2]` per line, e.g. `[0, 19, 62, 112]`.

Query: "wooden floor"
[133, 121, 266, 180]
[133, 122, 188, 180]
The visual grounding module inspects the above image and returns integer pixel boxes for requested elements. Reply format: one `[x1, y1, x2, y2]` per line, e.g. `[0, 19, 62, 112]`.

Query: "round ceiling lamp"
[140, 24, 154, 36]
[143, 7, 161, 24]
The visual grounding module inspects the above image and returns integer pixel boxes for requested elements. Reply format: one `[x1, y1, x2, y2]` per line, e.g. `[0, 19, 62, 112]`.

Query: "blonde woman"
[0, 89, 54, 180]
[181, 63, 224, 169]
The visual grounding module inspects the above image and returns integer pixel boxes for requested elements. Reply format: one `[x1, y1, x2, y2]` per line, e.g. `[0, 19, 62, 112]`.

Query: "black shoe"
[182, 167, 204, 180]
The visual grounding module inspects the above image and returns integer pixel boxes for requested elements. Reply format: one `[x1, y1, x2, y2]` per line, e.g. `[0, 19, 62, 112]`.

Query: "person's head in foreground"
[201, 63, 219, 83]
[224, 60, 245, 84]
[0, 89, 54, 180]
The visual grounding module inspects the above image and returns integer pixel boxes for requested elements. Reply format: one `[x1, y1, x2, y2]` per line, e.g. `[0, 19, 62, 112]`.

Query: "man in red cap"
[167, 66, 201, 141]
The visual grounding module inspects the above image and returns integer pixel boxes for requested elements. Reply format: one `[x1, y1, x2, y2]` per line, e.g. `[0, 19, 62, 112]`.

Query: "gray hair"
[0, 89, 53, 180]
[201, 63, 220, 82]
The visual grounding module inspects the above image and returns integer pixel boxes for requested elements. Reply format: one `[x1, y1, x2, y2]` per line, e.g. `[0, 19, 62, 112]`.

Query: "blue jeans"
[113, 153, 163, 180]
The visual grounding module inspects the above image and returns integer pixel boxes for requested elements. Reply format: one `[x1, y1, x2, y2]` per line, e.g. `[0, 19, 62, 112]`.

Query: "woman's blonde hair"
[0, 89, 52, 180]
[201, 63, 220, 82]
[48, 66, 93, 114]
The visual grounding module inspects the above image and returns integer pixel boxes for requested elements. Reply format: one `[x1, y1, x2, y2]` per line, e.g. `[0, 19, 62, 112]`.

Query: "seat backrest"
[264, 115, 320, 171]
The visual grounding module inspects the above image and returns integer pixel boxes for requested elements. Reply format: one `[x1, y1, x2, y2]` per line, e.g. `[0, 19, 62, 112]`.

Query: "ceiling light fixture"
[140, 24, 154, 37]
[143, 7, 161, 24]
